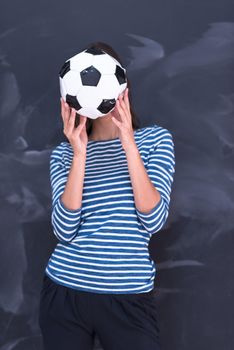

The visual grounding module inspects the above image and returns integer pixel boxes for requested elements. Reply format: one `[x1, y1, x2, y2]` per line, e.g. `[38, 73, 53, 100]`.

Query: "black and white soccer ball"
[59, 47, 127, 119]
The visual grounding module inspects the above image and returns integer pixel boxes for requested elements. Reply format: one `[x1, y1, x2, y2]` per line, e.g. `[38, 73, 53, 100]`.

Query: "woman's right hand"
[60, 97, 88, 157]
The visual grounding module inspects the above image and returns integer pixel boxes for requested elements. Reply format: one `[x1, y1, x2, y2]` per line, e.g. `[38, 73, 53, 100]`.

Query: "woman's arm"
[125, 129, 175, 236]
[60, 154, 86, 211]
[50, 145, 86, 242]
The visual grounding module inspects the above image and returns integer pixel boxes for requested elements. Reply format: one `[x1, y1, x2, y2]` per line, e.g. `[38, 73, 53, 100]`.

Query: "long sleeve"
[50, 144, 82, 242]
[135, 128, 175, 235]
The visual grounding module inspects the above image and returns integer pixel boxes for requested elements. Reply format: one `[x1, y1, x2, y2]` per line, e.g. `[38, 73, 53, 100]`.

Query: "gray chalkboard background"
[0, 0, 234, 349]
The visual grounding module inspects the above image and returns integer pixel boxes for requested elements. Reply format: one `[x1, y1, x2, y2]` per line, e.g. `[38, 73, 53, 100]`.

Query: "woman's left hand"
[111, 88, 136, 152]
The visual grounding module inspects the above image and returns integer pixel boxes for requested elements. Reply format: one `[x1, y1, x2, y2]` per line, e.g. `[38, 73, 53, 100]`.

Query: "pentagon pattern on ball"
[85, 47, 105, 55]
[80, 66, 101, 86]
[98, 98, 116, 114]
[115, 65, 126, 85]
[66, 95, 81, 111]
[59, 60, 70, 78]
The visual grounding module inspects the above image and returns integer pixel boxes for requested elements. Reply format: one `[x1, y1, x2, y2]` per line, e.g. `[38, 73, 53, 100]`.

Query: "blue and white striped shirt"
[45, 124, 175, 294]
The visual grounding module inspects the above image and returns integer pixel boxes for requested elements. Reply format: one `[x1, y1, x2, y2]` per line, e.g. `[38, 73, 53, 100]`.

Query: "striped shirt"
[45, 123, 175, 294]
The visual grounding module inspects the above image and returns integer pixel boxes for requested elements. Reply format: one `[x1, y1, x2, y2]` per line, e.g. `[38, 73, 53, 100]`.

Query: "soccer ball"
[59, 47, 128, 119]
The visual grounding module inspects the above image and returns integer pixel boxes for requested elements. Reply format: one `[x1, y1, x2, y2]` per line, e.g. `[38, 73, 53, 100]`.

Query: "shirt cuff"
[135, 196, 163, 217]
[58, 195, 82, 213]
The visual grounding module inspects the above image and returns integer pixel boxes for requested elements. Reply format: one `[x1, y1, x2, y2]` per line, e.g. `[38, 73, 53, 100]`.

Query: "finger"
[79, 115, 87, 123]
[61, 97, 66, 112]
[121, 89, 129, 111]
[76, 115, 86, 130]
[120, 91, 131, 123]
[124, 88, 130, 112]
[74, 114, 87, 135]
[66, 108, 76, 134]
[117, 97, 128, 122]
[119, 94, 128, 115]
[60, 97, 65, 122]
[111, 115, 122, 129]
[63, 101, 71, 128]
[116, 100, 124, 119]
[74, 122, 85, 137]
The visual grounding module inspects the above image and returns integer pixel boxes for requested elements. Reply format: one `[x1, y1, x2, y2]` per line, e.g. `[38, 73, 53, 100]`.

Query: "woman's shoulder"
[50, 141, 71, 159]
[136, 123, 174, 143]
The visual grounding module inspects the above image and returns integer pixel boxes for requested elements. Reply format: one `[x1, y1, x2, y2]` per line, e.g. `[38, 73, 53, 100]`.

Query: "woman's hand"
[60, 97, 88, 157]
[111, 88, 136, 152]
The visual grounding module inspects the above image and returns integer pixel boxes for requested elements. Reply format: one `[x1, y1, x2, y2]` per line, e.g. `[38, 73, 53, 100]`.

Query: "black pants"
[38, 274, 161, 350]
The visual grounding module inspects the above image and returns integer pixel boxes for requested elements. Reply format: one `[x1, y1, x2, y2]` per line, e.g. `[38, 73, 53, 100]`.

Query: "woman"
[39, 41, 175, 350]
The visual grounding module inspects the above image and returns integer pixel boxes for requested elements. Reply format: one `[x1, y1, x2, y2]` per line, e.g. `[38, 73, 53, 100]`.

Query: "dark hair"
[75, 41, 141, 135]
